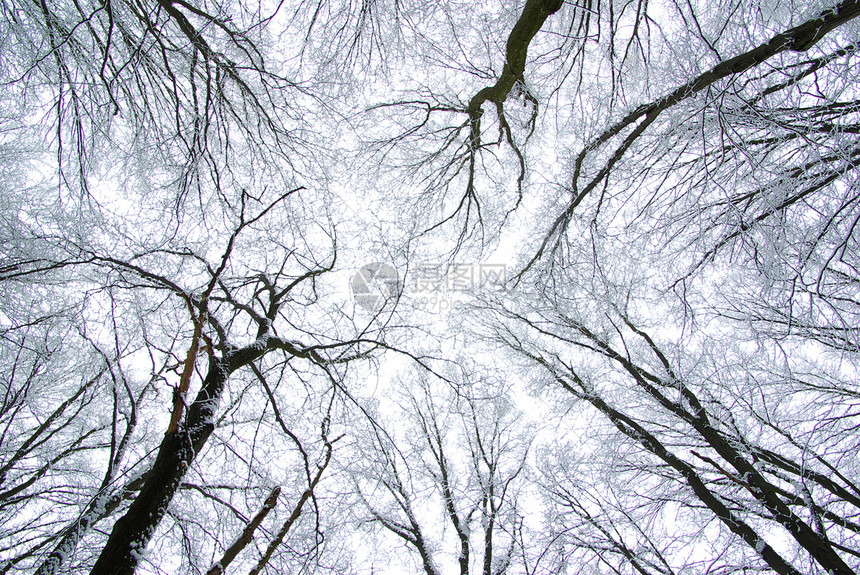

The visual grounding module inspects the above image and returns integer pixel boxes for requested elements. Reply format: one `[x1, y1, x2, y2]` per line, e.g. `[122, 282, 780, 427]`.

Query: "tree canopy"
[1, 0, 860, 573]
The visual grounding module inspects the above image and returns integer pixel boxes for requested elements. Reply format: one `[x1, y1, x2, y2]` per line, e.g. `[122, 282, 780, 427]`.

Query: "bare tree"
[5, 0, 860, 574]
[483, 278, 860, 574]
[454, 3, 860, 575]
[524, 0, 860, 276]
[0, 0, 397, 569]
[0, 185, 377, 574]
[350, 370, 532, 575]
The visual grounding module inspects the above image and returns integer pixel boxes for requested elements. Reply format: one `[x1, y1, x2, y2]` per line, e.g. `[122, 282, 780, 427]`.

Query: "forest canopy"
[1, 0, 860, 574]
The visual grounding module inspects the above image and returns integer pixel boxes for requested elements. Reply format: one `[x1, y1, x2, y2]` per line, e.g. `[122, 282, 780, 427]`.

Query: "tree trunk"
[89, 357, 229, 575]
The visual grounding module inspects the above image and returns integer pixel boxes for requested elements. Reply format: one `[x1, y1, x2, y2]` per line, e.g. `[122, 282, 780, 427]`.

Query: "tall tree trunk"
[90, 353, 232, 575]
